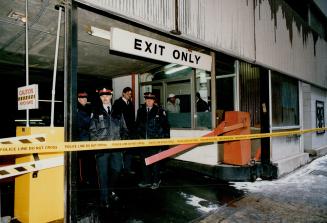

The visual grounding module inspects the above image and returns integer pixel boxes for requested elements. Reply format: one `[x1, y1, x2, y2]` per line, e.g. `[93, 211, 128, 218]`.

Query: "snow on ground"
[179, 192, 220, 213]
[232, 155, 327, 193]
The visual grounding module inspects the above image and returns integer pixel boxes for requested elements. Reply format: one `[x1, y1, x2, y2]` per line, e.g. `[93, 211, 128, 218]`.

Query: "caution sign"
[18, 84, 39, 110]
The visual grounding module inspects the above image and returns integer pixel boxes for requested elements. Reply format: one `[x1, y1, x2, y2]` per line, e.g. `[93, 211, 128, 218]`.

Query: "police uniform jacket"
[77, 103, 92, 141]
[135, 104, 170, 139]
[89, 105, 128, 141]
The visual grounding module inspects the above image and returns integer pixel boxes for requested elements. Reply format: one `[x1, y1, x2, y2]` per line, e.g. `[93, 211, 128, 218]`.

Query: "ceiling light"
[7, 10, 26, 23]
[87, 26, 111, 40]
[165, 65, 189, 75]
[164, 63, 177, 70]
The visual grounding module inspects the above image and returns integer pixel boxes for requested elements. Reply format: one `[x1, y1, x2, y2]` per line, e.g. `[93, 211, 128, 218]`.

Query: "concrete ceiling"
[0, 0, 193, 78]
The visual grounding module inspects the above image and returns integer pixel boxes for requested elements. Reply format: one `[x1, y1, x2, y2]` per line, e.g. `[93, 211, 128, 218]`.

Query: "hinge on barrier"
[32, 153, 40, 178]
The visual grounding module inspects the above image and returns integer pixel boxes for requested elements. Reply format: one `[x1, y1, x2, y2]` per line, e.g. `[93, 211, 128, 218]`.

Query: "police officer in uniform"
[89, 88, 128, 208]
[136, 92, 170, 189]
[76, 90, 93, 185]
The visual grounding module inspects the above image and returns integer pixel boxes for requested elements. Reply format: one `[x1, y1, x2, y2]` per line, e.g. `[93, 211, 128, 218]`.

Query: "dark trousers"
[123, 149, 137, 172]
[140, 147, 161, 184]
[78, 151, 97, 184]
[95, 151, 123, 203]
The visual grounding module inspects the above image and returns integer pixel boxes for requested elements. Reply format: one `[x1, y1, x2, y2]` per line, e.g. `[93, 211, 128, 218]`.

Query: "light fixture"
[165, 65, 189, 75]
[7, 10, 26, 23]
[164, 63, 177, 70]
[87, 26, 111, 40]
[15, 119, 42, 122]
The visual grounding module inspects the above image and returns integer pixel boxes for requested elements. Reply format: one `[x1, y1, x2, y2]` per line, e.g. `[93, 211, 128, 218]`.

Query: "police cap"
[97, 88, 113, 96]
[144, 92, 156, 99]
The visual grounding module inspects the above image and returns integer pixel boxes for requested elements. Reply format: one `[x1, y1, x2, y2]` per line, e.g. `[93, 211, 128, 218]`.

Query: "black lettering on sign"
[173, 50, 180, 59]
[195, 55, 201, 64]
[144, 41, 152, 53]
[134, 38, 142, 50]
[134, 38, 167, 56]
[158, 45, 165, 55]
[189, 54, 194, 63]
[154, 44, 157, 54]
[181, 51, 188, 62]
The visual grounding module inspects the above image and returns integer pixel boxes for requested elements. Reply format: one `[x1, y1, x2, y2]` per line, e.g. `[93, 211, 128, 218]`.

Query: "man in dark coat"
[112, 87, 136, 174]
[89, 88, 128, 208]
[76, 91, 93, 184]
[196, 92, 209, 112]
[136, 92, 170, 189]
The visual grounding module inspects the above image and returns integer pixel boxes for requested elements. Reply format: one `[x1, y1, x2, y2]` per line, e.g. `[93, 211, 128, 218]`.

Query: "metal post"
[50, 6, 63, 127]
[210, 51, 216, 129]
[64, 0, 78, 222]
[25, 0, 29, 127]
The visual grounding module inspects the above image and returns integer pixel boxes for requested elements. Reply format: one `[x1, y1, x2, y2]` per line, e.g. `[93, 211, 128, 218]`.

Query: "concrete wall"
[172, 130, 218, 165]
[302, 83, 327, 155]
[78, 0, 327, 90]
[254, 0, 327, 89]
[112, 75, 132, 101]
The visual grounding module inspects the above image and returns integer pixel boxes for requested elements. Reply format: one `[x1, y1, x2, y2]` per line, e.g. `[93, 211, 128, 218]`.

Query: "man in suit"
[112, 87, 136, 174]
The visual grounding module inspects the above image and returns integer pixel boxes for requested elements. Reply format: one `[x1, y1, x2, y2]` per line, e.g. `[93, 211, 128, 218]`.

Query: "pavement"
[195, 155, 327, 223]
[2, 155, 327, 222]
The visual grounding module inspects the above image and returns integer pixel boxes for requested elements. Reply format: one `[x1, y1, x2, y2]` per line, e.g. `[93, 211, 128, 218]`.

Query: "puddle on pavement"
[76, 166, 244, 223]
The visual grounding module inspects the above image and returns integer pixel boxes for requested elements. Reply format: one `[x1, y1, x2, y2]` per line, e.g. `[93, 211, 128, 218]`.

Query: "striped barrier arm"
[0, 156, 63, 180]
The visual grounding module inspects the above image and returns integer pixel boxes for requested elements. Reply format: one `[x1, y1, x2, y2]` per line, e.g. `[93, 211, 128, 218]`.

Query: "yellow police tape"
[0, 127, 326, 156]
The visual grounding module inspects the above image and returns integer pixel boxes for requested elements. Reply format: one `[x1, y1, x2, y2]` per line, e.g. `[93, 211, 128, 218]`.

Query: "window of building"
[195, 69, 211, 129]
[140, 64, 213, 129]
[271, 72, 299, 127]
[215, 54, 236, 124]
[239, 62, 261, 127]
[140, 64, 194, 129]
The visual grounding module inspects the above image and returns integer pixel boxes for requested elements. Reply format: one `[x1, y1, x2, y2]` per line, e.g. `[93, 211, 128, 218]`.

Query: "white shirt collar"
[122, 97, 128, 104]
[103, 103, 111, 112]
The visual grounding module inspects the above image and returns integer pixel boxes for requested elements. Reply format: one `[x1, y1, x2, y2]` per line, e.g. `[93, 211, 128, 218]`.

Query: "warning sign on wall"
[18, 84, 39, 110]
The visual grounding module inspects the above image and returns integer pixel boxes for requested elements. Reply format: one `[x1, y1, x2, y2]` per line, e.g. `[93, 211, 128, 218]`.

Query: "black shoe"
[151, 180, 161, 190]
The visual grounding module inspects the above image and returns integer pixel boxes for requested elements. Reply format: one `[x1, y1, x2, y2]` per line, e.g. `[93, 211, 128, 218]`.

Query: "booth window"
[271, 72, 299, 127]
[215, 54, 236, 125]
[140, 64, 193, 129]
[239, 62, 261, 127]
[195, 69, 211, 129]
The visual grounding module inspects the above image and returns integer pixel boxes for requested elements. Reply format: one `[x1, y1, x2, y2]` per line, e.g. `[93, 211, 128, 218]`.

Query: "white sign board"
[18, 84, 39, 110]
[110, 27, 212, 71]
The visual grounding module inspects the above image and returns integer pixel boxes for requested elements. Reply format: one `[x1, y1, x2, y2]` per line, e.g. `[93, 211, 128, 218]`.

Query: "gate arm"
[145, 121, 245, 166]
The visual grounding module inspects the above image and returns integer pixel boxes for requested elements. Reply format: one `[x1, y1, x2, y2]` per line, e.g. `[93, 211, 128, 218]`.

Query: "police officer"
[89, 88, 128, 208]
[136, 92, 170, 189]
[76, 90, 93, 185]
